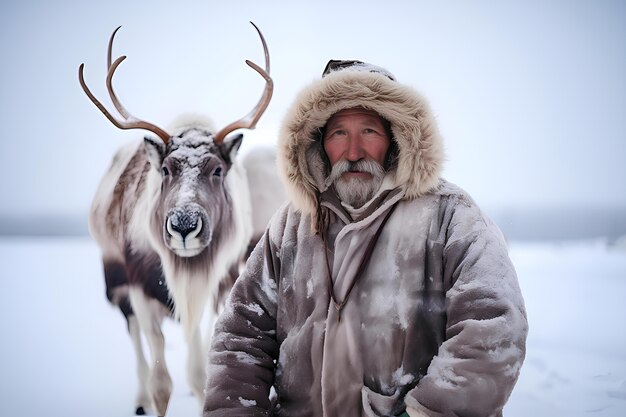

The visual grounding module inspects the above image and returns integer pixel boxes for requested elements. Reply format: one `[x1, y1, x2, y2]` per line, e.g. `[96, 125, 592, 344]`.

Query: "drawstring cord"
[323, 204, 398, 322]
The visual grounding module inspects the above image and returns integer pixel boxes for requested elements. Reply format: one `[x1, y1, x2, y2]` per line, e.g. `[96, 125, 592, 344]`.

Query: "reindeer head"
[142, 123, 244, 257]
[80, 23, 272, 258]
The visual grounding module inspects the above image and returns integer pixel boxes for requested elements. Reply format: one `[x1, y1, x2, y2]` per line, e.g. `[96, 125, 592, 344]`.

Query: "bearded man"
[203, 60, 528, 417]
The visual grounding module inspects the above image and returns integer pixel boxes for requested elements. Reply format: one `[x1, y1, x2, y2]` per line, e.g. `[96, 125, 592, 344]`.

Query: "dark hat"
[321, 59, 397, 81]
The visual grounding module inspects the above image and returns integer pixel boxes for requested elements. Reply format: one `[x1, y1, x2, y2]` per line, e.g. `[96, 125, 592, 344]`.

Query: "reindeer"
[79, 23, 273, 416]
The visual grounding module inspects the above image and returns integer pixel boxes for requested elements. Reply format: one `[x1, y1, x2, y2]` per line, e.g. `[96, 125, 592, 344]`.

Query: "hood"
[277, 60, 445, 231]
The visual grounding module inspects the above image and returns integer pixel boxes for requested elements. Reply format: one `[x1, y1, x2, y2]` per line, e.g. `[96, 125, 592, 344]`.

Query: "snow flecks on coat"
[425, 346, 471, 391]
[243, 303, 264, 316]
[259, 273, 278, 305]
[393, 365, 416, 386]
[362, 274, 414, 331]
[238, 397, 256, 407]
[306, 279, 314, 299]
[234, 351, 261, 366]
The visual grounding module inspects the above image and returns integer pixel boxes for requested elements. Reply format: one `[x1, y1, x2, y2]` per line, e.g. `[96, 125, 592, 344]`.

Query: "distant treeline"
[0, 207, 625, 242]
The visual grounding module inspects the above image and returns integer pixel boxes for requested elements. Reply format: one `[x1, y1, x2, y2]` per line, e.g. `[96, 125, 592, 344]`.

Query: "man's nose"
[345, 136, 365, 161]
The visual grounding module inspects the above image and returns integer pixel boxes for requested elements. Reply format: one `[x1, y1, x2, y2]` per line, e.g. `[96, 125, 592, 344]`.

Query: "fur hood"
[277, 61, 445, 229]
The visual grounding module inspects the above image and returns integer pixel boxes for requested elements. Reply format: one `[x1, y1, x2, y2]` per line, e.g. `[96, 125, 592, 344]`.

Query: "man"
[204, 60, 528, 417]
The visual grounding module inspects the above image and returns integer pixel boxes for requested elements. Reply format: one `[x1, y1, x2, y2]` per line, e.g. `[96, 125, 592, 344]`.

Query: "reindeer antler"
[79, 23, 273, 145]
[78, 26, 171, 143]
[213, 22, 274, 145]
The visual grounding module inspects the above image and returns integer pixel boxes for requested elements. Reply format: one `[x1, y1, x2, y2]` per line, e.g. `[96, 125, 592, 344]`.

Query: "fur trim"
[277, 70, 445, 227]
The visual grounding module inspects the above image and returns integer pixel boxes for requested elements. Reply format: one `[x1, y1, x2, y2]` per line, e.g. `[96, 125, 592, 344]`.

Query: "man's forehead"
[326, 108, 385, 126]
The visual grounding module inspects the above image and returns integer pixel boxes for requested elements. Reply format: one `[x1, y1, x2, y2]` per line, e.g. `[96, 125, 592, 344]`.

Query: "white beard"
[325, 160, 385, 208]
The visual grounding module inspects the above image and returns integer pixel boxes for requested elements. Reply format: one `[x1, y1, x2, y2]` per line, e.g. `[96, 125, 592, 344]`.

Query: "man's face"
[323, 109, 390, 174]
[322, 108, 391, 207]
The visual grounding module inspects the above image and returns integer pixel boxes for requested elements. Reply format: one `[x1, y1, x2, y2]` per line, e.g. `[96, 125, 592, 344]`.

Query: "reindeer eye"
[162, 167, 170, 177]
[213, 166, 222, 177]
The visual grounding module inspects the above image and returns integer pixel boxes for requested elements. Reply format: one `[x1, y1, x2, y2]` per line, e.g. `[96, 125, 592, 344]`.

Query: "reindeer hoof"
[135, 406, 146, 415]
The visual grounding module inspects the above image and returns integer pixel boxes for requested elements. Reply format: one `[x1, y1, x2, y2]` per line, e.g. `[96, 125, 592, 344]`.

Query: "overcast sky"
[1, 0, 624, 220]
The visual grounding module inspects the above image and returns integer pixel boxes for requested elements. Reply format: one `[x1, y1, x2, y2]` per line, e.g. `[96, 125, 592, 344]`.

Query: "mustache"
[325, 159, 385, 187]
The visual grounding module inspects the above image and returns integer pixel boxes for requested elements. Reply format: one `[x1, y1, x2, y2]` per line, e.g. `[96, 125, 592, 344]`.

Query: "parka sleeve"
[203, 223, 281, 416]
[404, 200, 528, 417]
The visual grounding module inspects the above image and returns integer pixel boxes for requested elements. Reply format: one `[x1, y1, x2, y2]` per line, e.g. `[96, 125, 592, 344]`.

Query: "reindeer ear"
[219, 133, 244, 166]
[143, 136, 166, 170]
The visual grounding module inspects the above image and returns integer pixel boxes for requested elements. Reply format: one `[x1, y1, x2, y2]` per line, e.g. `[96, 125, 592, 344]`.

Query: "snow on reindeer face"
[144, 128, 241, 258]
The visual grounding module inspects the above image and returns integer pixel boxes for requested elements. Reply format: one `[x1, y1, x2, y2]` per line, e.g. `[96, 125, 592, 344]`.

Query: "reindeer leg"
[103, 260, 151, 415]
[127, 315, 150, 415]
[187, 326, 206, 407]
[129, 287, 172, 417]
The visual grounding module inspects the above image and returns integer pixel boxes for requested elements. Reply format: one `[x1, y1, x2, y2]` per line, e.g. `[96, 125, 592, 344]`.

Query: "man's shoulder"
[434, 179, 475, 204]
[403, 178, 478, 210]
[432, 179, 507, 244]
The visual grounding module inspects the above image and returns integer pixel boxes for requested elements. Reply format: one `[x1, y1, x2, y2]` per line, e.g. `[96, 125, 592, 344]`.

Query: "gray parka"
[204, 61, 528, 417]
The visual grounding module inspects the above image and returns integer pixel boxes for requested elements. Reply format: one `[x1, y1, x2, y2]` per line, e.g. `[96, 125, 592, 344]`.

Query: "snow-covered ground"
[0, 236, 624, 416]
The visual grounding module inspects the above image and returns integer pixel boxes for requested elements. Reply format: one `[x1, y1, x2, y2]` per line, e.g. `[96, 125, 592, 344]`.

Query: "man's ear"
[143, 136, 166, 170]
[218, 133, 244, 166]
